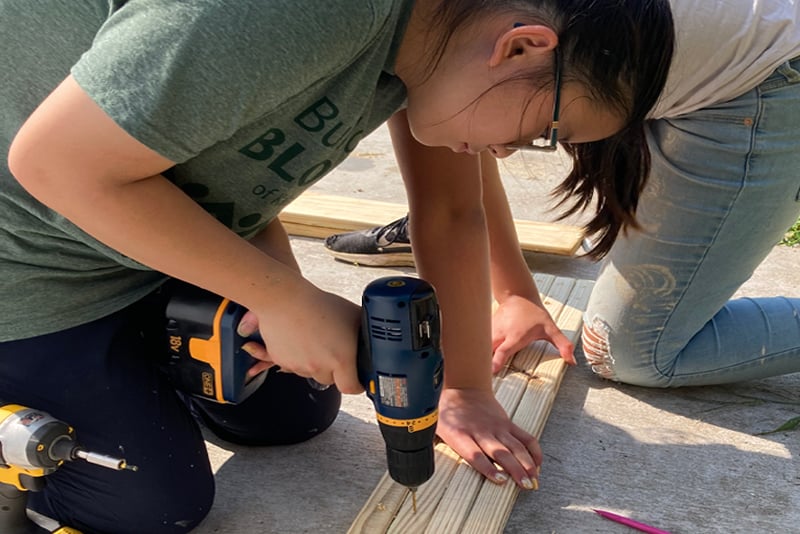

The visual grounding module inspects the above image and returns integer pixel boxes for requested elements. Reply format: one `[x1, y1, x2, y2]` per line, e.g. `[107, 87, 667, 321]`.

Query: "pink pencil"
[594, 509, 672, 534]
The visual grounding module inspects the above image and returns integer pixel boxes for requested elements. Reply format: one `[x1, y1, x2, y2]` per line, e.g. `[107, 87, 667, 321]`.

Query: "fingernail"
[537, 465, 542, 476]
[237, 321, 254, 337]
[521, 478, 539, 491]
[493, 472, 509, 484]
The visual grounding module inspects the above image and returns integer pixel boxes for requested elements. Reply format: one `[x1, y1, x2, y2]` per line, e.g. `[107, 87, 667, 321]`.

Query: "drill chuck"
[0, 404, 134, 494]
[381, 424, 437, 488]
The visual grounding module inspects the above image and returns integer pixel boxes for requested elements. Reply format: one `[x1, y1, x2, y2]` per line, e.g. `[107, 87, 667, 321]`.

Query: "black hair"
[428, 0, 676, 258]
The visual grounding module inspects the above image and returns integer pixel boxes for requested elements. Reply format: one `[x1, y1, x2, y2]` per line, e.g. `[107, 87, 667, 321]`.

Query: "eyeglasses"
[504, 48, 562, 152]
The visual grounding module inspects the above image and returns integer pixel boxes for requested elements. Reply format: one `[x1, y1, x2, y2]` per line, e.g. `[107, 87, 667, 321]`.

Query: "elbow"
[8, 130, 48, 200]
[7, 128, 76, 213]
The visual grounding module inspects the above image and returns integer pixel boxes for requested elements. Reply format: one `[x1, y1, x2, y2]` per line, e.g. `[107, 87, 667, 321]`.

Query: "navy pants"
[0, 291, 341, 533]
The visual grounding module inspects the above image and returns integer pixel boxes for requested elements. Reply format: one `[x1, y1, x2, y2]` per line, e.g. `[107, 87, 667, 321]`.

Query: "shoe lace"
[373, 216, 409, 244]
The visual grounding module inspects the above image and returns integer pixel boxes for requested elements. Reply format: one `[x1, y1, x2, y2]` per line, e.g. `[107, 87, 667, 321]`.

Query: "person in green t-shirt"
[2, 1, 674, 531]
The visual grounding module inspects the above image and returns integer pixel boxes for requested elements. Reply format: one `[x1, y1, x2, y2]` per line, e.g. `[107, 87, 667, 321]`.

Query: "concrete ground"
[194, 125, 799, 533]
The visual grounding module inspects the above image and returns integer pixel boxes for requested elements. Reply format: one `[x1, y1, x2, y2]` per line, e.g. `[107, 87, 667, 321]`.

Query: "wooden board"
[279, 193, 584, 256]
[347, 275, 594, 534]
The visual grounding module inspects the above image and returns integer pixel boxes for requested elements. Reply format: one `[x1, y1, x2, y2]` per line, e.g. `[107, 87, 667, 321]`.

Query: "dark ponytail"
[557, 123, 650, 258]
[554, 0, 675, 258]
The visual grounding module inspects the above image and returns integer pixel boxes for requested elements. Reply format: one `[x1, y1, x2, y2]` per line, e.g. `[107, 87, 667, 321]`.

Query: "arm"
[387, 111, 541, 489]
[248, 217, 302, 273]
[8, 76, 362, 393]
[480, 154, 576, 371]
[388, 110, 491, 390]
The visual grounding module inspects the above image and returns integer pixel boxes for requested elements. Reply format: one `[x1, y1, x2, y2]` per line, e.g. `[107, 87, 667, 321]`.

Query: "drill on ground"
[0, 403, 135, 534]
[163, 276, 444, 508]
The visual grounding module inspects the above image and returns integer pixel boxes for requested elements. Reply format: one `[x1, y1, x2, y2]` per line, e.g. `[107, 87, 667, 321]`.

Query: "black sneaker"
[324, 215, 414, 267]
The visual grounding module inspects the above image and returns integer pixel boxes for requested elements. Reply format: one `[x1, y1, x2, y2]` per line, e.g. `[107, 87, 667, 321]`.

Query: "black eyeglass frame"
[504, 48, 562, 152]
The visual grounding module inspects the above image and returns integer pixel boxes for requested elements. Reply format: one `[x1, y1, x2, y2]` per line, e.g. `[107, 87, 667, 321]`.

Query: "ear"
[488, 24, 558, 68]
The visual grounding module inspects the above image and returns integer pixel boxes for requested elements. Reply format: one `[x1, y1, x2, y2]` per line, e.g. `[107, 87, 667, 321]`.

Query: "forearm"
[249, 218, 302, 273]
[19, 169, 311, 313]
[388, 111, 493, 391]
[412, 205, 493, 390]
[480, 154, 543, 305]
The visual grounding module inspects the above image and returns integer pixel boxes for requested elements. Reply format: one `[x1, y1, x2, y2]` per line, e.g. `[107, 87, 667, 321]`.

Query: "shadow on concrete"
[195, 410, 387, 533]
[506, 364, 800, 534]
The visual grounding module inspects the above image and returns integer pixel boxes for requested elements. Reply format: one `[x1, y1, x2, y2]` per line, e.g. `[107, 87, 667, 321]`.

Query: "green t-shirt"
[0, 0, 412, 340]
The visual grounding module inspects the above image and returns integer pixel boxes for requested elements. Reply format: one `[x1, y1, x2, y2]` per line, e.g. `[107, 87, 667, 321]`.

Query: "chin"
[403, 112, 441, 148]
[407, 125, 439, 148]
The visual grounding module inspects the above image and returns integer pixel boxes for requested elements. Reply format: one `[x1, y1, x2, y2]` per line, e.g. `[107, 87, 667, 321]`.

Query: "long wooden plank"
[459, 279, 593, 534]
[424, 277, 576, 534]
[348, 276, 594, 533]
[279, 193, 584, 256]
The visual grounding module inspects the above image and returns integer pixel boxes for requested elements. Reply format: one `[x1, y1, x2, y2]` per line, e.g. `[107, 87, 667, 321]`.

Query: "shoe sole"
[325, 249, 415, 267]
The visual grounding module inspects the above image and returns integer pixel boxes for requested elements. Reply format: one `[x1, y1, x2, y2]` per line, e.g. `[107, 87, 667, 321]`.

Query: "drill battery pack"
[162, 281, 266, 404]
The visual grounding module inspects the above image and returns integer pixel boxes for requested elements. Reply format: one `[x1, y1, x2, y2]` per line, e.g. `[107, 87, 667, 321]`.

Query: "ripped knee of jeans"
[581, 316, 617, 380]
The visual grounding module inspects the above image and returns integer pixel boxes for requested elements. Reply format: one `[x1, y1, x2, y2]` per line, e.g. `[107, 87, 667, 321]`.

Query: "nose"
[488, 145, 516, 159]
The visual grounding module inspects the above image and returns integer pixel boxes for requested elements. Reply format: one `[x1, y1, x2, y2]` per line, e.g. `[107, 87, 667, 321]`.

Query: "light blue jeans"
[581, 57, 800, 387]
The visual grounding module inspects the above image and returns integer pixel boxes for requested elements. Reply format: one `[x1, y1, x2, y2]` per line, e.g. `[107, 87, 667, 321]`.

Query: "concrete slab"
[194, 125, 799, 533]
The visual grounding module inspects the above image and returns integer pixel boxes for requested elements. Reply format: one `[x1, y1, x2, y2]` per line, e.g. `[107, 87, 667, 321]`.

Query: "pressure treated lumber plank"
[426, 277, 577, 534]
[280, 194, 408, 240]
[386, 447, 462, 534]
[348, 276, 594, 534]
[459, 279, 593, 534]
[279, 193, 584, 256]
[347, 446, 462, 534]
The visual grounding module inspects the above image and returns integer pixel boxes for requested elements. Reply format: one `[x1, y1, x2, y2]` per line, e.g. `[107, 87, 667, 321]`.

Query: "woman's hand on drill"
[237, 286, 364, 394]
[436, 387, 542, 490]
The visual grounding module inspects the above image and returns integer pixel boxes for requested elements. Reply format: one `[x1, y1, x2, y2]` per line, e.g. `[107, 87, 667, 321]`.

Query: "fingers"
[332, 366, 364, 395]
[465, 434, 541, 490]
[299, 362, 363, 395]
[241, 341, 274, 379]
[246, 360, 273, 379]
[487, 430, 542, 490]
[242, 341, 363, 394]
[549, 328, 576, 365]
[491, 330, 576, 373]
[236, 310, 259, 337]
[491, 340, 516, 374]
[443, 426, 542, 491]
[509, 424, 543, 473]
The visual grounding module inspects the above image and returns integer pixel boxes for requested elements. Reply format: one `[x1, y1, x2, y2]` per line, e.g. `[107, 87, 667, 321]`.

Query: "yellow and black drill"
[163, 276, 444, 506]
[0, 403, 135, 534]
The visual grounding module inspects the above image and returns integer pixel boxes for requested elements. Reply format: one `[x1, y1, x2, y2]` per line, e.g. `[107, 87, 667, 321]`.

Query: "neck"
[394, 1, 441, 87]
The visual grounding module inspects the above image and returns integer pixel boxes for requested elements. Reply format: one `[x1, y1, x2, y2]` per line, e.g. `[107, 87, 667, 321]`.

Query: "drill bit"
[410, 487, 418, 514]
[75, 449, 138, 471]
